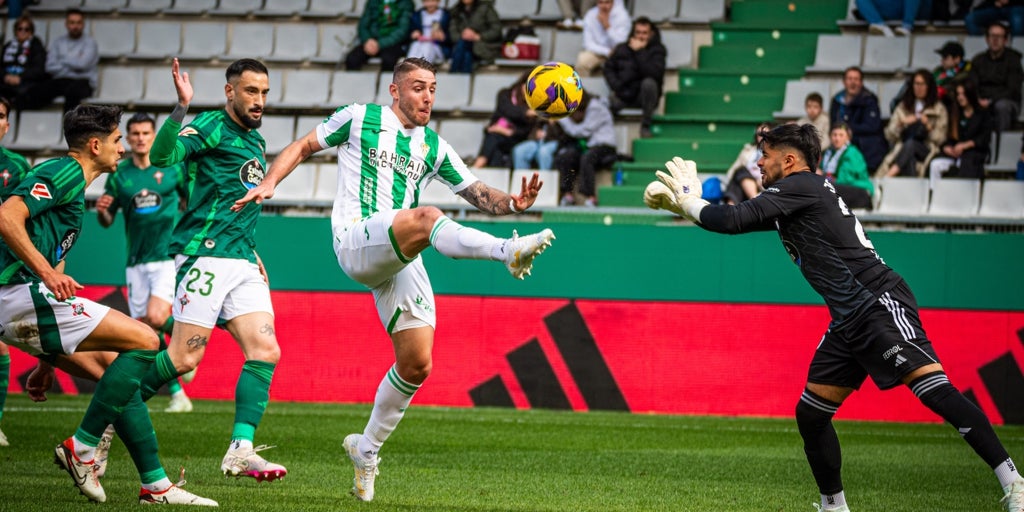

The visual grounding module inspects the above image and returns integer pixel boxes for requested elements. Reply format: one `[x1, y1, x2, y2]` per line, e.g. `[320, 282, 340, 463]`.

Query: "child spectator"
[797, 92, 830, 151]
[407, 0, 451, 65]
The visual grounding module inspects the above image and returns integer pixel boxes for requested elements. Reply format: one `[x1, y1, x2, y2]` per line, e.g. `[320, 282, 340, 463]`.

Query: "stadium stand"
[876, 177, 930, 216]
[180, 22, 229, 61]
[978, 180, 1024, 219]
[927, 179, 981, 217]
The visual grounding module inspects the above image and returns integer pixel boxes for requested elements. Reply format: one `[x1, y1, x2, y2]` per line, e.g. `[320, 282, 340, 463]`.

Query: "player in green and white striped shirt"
[234, 57, 555, 502]
[0, 96, 31, 448]
[96, 112, 194, 414]
[141, 58, 286, 482]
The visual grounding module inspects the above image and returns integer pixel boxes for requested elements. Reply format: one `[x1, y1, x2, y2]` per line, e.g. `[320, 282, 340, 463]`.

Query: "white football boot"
[343, 434, 380, 502]
[1003, 477, 1024, 512]
[220, 444, 287, 482]
[54, 437, 106, 503]
[501, 228, 555, 280]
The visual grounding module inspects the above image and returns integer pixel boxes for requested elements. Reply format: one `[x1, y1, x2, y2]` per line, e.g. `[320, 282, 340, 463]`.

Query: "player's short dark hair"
[126, 112, 155, 131]
[0, 97, 12, 115]
[759, 123, 821, 173]
[64, 104, 123, 151]
[805, 92, 823, 106]
[393, 57, 436, 85]
[226, 58, 268, 83]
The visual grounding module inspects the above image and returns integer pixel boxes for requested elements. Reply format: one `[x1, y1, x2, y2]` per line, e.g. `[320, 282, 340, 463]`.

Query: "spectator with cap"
[932, 41, 971, 106]
[968, 21, 1023, 131]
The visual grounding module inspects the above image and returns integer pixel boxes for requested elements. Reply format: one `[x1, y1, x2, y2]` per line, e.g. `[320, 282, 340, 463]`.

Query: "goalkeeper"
[644, 123, 1023, 512]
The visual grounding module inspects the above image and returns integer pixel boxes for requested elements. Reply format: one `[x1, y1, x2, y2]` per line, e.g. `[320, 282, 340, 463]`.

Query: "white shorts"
[126, 260, 175, 319]
[334, 211, 436, 333]
[172, 255, 274, 329]
[0, 282, 111, 356]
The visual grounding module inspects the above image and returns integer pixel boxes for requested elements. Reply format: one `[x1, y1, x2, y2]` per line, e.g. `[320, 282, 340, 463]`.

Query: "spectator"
[448, 0, 502, 73]
[722, 122, 772, 205]
[933, 41, 971, 106]
[928, 80, 993, 187]
[554, 91, 617, 206]
[821, 123, 874, 210]
[969, 21, 1023, 131]
[406, 0, 451, 65]
[881, 69, 948, 177]
[557, 0, 595, 28]
[346, 0, 414, 71]
[830, 66, 888, 172]
[965, 0, 1024, 36]
[603, 16, 666, 138]
[512, 119, 565, 172]
[473, 71, 535, 168]
[796, 92, 830, 151]
[22, 8, 97, 113]
[0, 15, 47, 110]
[574, 0, 630, 77]
[855, 0, 929, 36]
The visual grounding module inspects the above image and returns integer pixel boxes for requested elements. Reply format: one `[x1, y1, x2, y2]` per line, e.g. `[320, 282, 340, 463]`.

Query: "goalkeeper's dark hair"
[759, 123, 821, 173]
[64, 104, 123, 151]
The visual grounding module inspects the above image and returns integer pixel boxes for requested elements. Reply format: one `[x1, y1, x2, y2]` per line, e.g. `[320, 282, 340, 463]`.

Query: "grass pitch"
[0, 394, 1021, 511]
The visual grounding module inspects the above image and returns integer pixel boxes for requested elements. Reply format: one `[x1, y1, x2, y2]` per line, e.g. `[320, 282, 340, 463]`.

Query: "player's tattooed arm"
[457, 181, 515, 215]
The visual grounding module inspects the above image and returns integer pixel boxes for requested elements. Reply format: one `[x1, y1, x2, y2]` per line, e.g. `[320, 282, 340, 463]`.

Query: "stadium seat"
[465, 73, 515, 113]
[295, 115, 328, 136]
[347, 0, 369, 18]
[9, 111, 65, 152]
[133, 21, 181, 59]
[473, 167, 512, 193]
[122, 0, 173, 14]
[908, 35, 951, 70]
[222, 23, 275, 61]
[328, 70, 379, 106]
[661, 30, 694, 69]
[512, 169, 558, 207]
[185, 67, 231, 108]
[259, 115, 296, 155]
[313, 163, 337, 201]
[81, 0, 128, 13]
[963, 35, 987, 58]
[493, 0, 538, 21]
[536, 0, 563, 21]
[93, 66, 146, 106]
[434, 73, 473, 112]
[876, 78, 907, 119]
[258, 0, 312, 17]
[180, 22, 229, 61]
[988, 131, 1024, 173]
[978, 180, 1024, 218]
[164, 0, 217, 15]
[773, 80, 830, 119]
[861, 36, 910, 73]
[305, 0, 352, 18]
[630, 0, 678, 23]
[211, 0, 264, 16]
[91, 19, 135, 59]
[279, 69, 332, 108]
[267, 163, 318, 203]
[419, 178, 460, 206]
[269, 24, 319, 64]
[137, 66, 175, 107]
[30, 0, 82, 13]
[806, 34, 862, 73]
[926, 178, 980, 217]
[675, 0, 726, 23]
[876, 177, 929, 216]
[582, 76, 609, 99]
[85, 173, 108, 200]
[438, 119, 484, 162]
[550, 31, 582, 67]
[312, 23, 358, 64]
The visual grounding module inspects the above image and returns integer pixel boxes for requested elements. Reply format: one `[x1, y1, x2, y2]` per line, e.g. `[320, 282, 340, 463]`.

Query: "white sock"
[996, 458, 1021, 489]
[230, 439, 253, 451]
[359, 364, 420, 458]
[72, 435, 97, 462]
[429, 216, 505, 261]
[821, 490, 847, 509]
[141, 477, 173, 492]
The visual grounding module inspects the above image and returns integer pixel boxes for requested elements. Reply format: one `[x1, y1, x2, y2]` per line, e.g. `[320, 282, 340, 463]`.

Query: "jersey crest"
[0, 169, 10, 187]
[239, 158, 265, 190]
[29, 183, 51, 200]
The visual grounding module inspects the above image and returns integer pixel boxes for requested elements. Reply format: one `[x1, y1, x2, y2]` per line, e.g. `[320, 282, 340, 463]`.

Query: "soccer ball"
[524, 62, 583, 120]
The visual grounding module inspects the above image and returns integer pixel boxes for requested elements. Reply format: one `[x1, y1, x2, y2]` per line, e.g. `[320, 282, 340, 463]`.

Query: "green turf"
[1, 394, 1021, 511]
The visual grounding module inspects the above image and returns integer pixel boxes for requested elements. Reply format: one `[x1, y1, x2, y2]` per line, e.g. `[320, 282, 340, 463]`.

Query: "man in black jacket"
[830, 66, 888, 173]
[969, 21, 1023, 131]
[602, 16, 666, 138]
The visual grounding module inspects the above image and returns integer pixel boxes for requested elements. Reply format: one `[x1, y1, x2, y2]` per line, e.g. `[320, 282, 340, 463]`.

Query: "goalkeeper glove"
[644, 157, 709, 222]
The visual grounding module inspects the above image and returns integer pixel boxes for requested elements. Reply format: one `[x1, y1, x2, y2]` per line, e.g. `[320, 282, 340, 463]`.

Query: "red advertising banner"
[8, 288, 1024, 424]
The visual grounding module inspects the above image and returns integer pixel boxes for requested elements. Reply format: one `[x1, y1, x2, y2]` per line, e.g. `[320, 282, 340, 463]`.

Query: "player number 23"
[185, 269, 216, 296]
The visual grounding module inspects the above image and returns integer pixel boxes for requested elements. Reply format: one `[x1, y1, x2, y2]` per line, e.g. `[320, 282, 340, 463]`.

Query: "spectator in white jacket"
[574, 0, 630, 77]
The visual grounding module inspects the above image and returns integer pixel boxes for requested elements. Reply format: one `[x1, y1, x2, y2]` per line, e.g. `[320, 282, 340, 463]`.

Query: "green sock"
[167, 378, 183, 395]
[115, 391, 167, 485]
[0, 353, 9, 423]
[139, 350, 179, 402]
[231, 360, 276, 442]
[75, 350, 156, 444]
[160, 317, 174, 338]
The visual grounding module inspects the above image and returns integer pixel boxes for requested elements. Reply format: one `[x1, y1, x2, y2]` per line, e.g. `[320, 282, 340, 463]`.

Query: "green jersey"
[151, 110, 266, 263]
[103, 159, 187, 266]
[0, 146, 33, 202]
[0, 157, 87, 285]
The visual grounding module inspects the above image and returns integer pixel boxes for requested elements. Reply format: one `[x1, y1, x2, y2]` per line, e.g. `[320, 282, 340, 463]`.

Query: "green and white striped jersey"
[0, 157, 86, 285]
[315, 103, 478, 230]
[103, 159, 187, 266]
[152, 110, 266, 263]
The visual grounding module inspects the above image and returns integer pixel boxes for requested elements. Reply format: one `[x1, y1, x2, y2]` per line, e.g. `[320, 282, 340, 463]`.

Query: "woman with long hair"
[928, 80, 994, 187]
[881, 69, 948, 177]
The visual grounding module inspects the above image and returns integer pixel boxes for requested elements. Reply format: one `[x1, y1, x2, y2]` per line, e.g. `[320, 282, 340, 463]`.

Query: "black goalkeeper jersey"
[699, 170, 902, 328]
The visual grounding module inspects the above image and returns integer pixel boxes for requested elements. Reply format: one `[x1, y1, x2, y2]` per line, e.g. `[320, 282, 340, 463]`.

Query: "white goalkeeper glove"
[643, 157, 709, 222]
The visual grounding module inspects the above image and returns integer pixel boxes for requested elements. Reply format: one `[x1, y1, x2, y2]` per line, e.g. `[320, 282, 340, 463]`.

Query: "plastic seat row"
[875, 177, 1024, 218]
[773, 77, 905, 119]
[806, 33, 1024, 75]
[30, 0, 366, 18]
